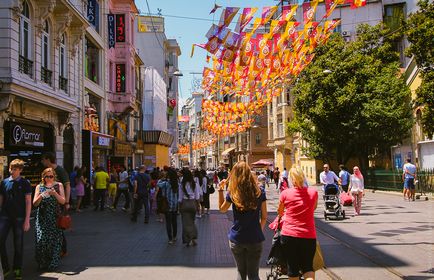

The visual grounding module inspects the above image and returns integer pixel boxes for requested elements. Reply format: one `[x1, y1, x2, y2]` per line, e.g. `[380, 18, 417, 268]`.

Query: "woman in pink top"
[277, 166, 318, 280]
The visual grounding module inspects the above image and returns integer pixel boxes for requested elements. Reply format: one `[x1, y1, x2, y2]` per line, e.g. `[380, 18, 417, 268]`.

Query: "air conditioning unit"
[341, 30, 351, 37]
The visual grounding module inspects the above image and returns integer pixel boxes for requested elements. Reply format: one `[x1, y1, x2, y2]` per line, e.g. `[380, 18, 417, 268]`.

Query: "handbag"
[57, 212, 72, 230]
[313, 241, 325, 271]
[207, 184, 215, 194]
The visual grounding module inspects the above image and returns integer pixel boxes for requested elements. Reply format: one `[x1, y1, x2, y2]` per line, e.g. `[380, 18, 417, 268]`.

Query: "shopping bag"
[339, 192, 353, 206]
[313, 241, 325, 271]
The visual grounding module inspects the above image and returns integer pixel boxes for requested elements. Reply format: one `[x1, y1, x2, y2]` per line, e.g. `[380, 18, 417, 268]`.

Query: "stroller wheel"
[324, 211, 328, 220]
[342, 210, 346, 219]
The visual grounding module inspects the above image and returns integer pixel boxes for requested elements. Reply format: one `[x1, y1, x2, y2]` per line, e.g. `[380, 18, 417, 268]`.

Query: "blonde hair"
[227, 161, 261, 211]
[289, 165, 306, 188]
[41, 167, 57, 185]
[9, 159, 25, 170]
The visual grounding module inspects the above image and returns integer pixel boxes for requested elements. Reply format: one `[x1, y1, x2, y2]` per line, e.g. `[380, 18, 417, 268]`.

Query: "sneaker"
[109, 206, 116, 211]
[196, 214, 202, 218]
[191, 239, 197, 246]
[121, 207, 127, 212]
[173, 237, 177, 242]
[14, 269, 22, 280]
[168, 240, 175, 245]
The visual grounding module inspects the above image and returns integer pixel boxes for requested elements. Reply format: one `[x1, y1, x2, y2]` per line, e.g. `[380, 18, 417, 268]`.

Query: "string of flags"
[180, 0, 366, 153]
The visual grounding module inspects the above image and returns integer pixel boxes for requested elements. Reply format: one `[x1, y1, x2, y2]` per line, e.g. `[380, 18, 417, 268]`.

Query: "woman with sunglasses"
[33, 168, 65, 271]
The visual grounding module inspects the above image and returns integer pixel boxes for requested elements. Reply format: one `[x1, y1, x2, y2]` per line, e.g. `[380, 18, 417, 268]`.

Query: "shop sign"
[97, 136, 110, 146]
[87, 0, 97, 25]
[84, 105, 100, 132]
[108, 14, 115, 49]
[115, 14, 126, 42]
[10, 123, 44, 148]
[115, 142, 132, 156]
[116, 64, 126, 92]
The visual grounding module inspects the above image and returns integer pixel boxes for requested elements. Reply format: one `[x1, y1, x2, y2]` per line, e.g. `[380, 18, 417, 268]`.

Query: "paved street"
[5, 186, 433, 280]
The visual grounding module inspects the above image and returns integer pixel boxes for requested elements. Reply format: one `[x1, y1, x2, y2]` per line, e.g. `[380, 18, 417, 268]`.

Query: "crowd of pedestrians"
[0, 153, 417, 279]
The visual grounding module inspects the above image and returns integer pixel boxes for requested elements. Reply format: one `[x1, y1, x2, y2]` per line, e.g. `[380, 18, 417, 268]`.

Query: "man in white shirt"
[320, 164, 341, 191]
[281, 168, 288, 180]
[112, 165, 130, 211]
[402, 158, 417, 201]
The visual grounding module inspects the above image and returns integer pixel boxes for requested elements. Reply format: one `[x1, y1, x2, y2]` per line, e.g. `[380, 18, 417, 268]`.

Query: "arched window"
[19, 0, 33, 77]
[59, 33, 68, 92]
[41, 20, 52, 85]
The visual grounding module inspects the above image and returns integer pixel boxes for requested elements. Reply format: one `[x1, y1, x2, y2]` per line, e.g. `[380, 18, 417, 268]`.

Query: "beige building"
[0, 0, 88, 184]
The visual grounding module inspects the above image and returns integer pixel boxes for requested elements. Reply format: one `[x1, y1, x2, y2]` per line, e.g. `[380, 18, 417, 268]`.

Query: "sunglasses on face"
[44, 175, 54, 179]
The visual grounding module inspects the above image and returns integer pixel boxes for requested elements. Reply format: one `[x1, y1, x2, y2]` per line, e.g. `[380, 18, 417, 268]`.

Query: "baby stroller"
[267, 216, 310, 279]
[323, 184, 345, 220]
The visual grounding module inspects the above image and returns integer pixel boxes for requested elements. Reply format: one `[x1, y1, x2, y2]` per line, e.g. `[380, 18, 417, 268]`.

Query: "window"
[286, 89, 291, 105]
[384, 4, 405, 32]
[85, 37, 99, 84]
[255, 133, 262, 145]
[333, 18, 342, 33]
[19, 0, 33, 77]
[59, 34, 68, 92]
[277, 114, 284, 137]
[41, 20, 52, 85]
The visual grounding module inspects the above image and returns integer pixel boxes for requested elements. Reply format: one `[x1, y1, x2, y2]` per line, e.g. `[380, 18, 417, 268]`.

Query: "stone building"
[0, 0, 88, 184]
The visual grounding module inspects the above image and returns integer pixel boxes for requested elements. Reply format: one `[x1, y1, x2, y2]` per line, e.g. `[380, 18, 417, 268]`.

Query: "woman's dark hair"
[193, 169, 203, 186]
[167, 168, 178, 193]
[76, 167, 83, 178]
[182, 169, 195, 191]
[200, 169, 208, 184]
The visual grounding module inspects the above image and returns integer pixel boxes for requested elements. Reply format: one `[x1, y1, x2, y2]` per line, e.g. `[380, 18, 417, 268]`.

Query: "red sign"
[116, 64, 126, 92]
[116, 14, 125, 42]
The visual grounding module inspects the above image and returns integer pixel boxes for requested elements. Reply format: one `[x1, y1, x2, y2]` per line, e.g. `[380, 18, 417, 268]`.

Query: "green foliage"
[288, 24, 412, 167]
[405, 0, 434, 138]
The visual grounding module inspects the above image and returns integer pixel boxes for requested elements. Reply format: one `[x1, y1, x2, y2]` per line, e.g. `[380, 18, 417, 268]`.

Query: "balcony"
[19, 55, 33, 78]
[59, 76, 68, 92]
[41, 67, 52, 86]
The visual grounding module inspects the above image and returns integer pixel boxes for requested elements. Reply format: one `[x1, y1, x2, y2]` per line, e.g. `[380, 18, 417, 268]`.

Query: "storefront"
[4, 119, 54, 186]
[82, 130, 113, 176]
[112, 140, 134, 170]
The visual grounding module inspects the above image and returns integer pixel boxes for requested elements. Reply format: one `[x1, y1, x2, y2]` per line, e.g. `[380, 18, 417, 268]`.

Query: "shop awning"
[222, 147, 236, 157]
[251, 159, 274, 167]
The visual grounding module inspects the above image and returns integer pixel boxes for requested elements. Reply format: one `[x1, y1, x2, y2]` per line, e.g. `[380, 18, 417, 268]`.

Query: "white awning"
[222, 147, 236, 157]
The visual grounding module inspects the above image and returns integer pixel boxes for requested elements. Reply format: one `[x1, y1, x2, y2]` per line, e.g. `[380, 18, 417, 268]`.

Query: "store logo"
[12, 125, 42, 145]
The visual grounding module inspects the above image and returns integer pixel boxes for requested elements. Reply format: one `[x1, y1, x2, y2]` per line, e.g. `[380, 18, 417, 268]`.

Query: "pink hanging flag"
[236, 7, 258, 33]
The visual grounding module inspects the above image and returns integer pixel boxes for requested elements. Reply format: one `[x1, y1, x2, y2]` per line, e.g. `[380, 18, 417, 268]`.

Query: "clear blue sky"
[135, 0, 277, 108]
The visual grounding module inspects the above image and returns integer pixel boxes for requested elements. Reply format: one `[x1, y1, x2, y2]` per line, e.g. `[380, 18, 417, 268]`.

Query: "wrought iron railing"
[59, 76, 68, 92]
[19, 55, 33, 77]
[41, 66, 52, 86]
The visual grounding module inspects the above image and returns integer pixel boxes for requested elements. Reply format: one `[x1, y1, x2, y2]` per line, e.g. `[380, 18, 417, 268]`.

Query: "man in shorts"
[402, 158, 417, 201]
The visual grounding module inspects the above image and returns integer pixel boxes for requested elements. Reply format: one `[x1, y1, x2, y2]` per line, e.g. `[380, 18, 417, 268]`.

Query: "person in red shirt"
[277, 166, 318, 280]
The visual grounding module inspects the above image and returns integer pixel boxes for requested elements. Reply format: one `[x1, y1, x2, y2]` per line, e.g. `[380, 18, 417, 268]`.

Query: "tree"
[288, 24, 413, 170]
[404, 0, 434, 138]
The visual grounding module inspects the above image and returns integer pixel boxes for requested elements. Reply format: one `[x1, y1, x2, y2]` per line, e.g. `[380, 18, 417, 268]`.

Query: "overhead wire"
[144, 0, 165, 52]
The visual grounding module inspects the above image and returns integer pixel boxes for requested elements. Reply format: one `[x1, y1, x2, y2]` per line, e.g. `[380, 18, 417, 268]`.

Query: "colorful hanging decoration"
[193, 2, 366, 137]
